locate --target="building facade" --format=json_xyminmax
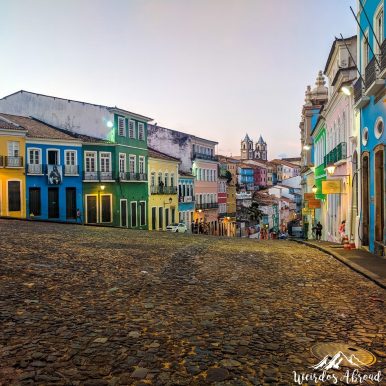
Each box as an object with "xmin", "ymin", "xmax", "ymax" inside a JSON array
[
  {"xmin": 0, "ymin": 116, "xmax": 27, "ymax": 218},
  {"xmin": 178, "ymin": 172, "xmax": 195, "ymax": 230}
]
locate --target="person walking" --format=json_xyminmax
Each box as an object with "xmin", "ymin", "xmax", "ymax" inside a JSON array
[
  {"xmin": 315, "ymin": 221, "xmax": 323, "ymax": 241},
  {"xmin": 76, "ymin": 208, "xmax": 83, "ymax": 224},
  {"xmin": 338, "ymin": 220, "xmax": 346, "ymax": 243}
]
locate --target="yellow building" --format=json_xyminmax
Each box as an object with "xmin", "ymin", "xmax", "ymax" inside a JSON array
[
  {"xmin": 0, "ymin": 118, "xmax": 27, "ymax": 218},
  {"xmin": 226, "ymin": 184, "xmax": 237, "ymax": 215},
  {"xmin": 148, "ymin": 148, "xmax": 179, "ymax": 230}
]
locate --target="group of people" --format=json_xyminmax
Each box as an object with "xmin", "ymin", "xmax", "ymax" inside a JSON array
[{"xmin": 312, "ymin": 220, "xmax": 346, "ymax": 242}]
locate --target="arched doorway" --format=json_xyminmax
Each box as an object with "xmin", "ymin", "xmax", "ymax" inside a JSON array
[{"xmin": 361, "ymin": 152, "xmax": 370, "ymax": 246}]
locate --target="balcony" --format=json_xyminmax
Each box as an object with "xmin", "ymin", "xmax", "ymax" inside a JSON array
[
  {"xmin": 150, "ymin": 186, "xmax": 178, "ymax": 194},
  {"xmin": 324, "ymin": 142, "xmax": 347, "ymax": 167},
  {"xmin": 27, "ymin": 164, "xmax": 43, "ymax": 174},
  {"xmin": 4, "ymin": 156, "xmax": 23, "ymax": 167},
  {"xmin": 179, "ymin": 196, "xmax": 195, "ymax": 203},
  {"xmin": 219, "ymin": 212, "xmax": 236, "ymax": 218},
  {"xmin": 193, "ymin": 152, "xmax": 218, "ymax": 162},
  {"xmin": 83, "ymin": 171, "xmax": 114, "ymax": 181},
  {"xmin": 196, "ymin": 202, "xmax": 219, "ymax": 210},
  {"xmin": 64, "ymin": 165, "xmax": 79, "ymax": 176},
  {"xmin": 381, "ymin": 40, "xmax": 386, "ymax": 78},
  {"xmin": 118, "ymin": 172, "xmax": 147, "ymax": 181},
  {"xmin": 353, "ymin": 78, "xmax": 370, "ymax": 109},
  {"xmin": 365, "ymin": 56, "xmax": 384, "ymax": 96}
]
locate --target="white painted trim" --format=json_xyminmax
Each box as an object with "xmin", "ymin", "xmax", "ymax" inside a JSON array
[
  {"xmin": 46, "ymin": 148, "xmax": 60, "ymax": 165},
  {"xmin": 84, "ymin": 150, "xmax": 97, "ymax": 172},
  {"xmin": 128, "ymin": 119, "xmax": 136, "ymax": 139},
  {"xmin": 158, "ymin": 206, "xmax": 164, "ymax": 230},
  {"xmin": 0, "ymin": 131, "xmax": 27, "ymax": 137},
  {"xmin": 129, "ymin": 154, "xmax": 137, "ymax": 173},
  {"xmin": 99, "ymin": 151, "xmax": 112, "ymax": 172},
  {"xmin": 374, "ymin": 116, "xmax": 384, "ymax": 139},
  {"xmin": 139, "ymin": 200, "xmax": 146, "ymax": 226},
  {"xmin": 27, "ymin": 147, "xmax": 42, "ymax": 165},
  {"xmin": 120, "ymin": 198, "xmax": 128, "ymax": 227},
  {"xmin": 64, "ymin": 149, "xmax": 78, "ymax": 166},
  {"xmin": 85, "ymin": 194, "xmax": 98, "ymax": 223},
  {"xmin": 119, "ymin": 152, "xmax": 127, "ymax": 173},
  {"xmin": 138, "ymin": 155, "xmax": 145, "ymax": 174},
  {"xmin": 130, "ymin": 200, "xmax": 138, "ymax": 227},
  {"xmin": 138, "ymin": 122, "xmax": 145, "ymax": 140},
  {"xmin": 26, "ymin": 139, "xmax": 82, "ymax": 146},
  {"xmin": 6, "ymin": 178, "xmax": 23, "ymax": 215},
  {"xmin": 100, "ymin": 193, "xmax": 113, "ymax": 223},
  {"xmin": 118, "ymin": 116, "xmax": 126, "ymax": 137}
]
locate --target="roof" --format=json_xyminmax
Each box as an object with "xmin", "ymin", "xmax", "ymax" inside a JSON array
[
  {"xmin": 270, "ymin": 159, "xmax": 299, "ymax": 168},
  {"xmin": 257, "ymin": 135, "xmax": 265, "ymax": 144},
  {"xmin": 179, "ymin": 171, "xmax": 194, "ymax": 178},
  {"xmin": 0, "ymin": 116, "xmax": 26, "ymax": 131},
  {"xmin": 324, "ymin": 35, "xmax": 357, "ymax": 75},
  {"xmin": 0, "ymin": 114, "xmax": 110, "ymax": 143},
  {"xmin": 148, "ymin": 147, "xmax": 180, "ymax": 162},
  {"xmin": 243, "ymin": 133, "xmax": 252, "ymax": 142},
  {"xmin": 2, "ymin": 90, "xmax": 153, "ymax": 122},
  {"xmin": 0, "ymin": 114, "xmax": 80, "ymax": 141}
]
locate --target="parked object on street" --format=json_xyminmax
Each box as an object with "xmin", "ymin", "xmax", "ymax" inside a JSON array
[{"xmin": 166, "ymin": 223, "xmax": 187, "ymax": 233}]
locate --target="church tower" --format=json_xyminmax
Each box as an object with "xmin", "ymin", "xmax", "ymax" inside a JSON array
[
  {"xmin": 255, "ymin": 135, "xmax": 267, "ymax": 161},
  {"xmin": 241, "ymin": 133, "xmax": 254, "ymax": 159}
]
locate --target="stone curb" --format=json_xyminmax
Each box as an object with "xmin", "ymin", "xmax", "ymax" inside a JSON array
[{"xmin": 291, "ymin": 239, "xmax": 386, "ymax": 291}]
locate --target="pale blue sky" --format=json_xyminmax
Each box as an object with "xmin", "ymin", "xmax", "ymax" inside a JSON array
[{"xmin": 1, "ymin": 0, "xmax": 356, "ymax": 158}]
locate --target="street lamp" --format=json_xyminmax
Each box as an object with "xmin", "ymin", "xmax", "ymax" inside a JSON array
[
  {"xmin": 312, "ymin": 185, "xmax": 317, "ymax": 194},
  {"xmin": 341, "ymin": 86, "xmax": 352, "ymax": 96},
  {"xmin": 100, "ymin": 185, "xmax": 105, "ymax": 191},
  {"xmin": 303, "ymin": 144, "xmax": 311, "ymax": 151},
  {"xmin": 326, "ymin": 164, "xmax": 336, "ymax": 175}
]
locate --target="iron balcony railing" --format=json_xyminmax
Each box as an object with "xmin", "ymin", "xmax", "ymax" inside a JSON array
[
  {"xmin": 353, "ymin": 78, "xmax": 363, "ymax": 104},
  {"xmin": 150, "ymin": 186, "xmax": 178, "ymax": 194},
  {"xmin": 365, "ymin": 56, "xmax": 377, "ymax": 90},
  {"xmin": 0, "ymin": 156, "xmax": 3, "ymax": 167},
  {"xmin": 118, "ymin": 172, "xmax": 147, "ymax": 181},
  {"xmin": 83, "ymin": 171, "xmax": 114, "ymax": 181},
  {"xmin": 27, "ymin": 164, "xmax": 43, "ymax": 174},
  {"xmin": 196, "ymin": 202, "xmax": 219, "ymax": 210},
  {"xmin": 381, "ymin": 40, "xmax": 386, "ymax": 73},
  {"xmin": 192, "ymin": 152, "xmax": 218, "ymax": 162},
  {"xmin": 5, "ymin": 156, "xmax": 23, "ymax": 167},
  {"xmin": 64, "ymin": 165, "xmax": 79, "ymax": 176},
  {"xmin": 324, "ymin": 142, "xmax": 347, "ymax": 167},
  {"xmin": 179, "ymin": 196, "xmax": 195, "ymax": 203}
]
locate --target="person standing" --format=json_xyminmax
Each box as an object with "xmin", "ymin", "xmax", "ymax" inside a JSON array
[
  {"xmin": 315, "ymin": 221, "xmax": 323, "ymax": 241},
  {"xmin": 76, "ymin": 208, "xmax": 83, "ymax": 224}
]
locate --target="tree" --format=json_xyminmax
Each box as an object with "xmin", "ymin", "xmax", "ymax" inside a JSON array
[
  {"xmin": 225, "ymin": 170, "xmax": 233, "ymax": 184},
  {"xmin": 247, "ymin": 202, "xmax": 263, "ymax": 221}
]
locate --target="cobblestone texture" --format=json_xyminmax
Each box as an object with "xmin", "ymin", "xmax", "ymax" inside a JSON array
[{"xmin": 0, "ymin": 220, "xmax": 385, "ymax": 385}]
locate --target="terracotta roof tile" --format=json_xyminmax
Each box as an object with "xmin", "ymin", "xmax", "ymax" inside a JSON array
[{"xmin": 148, "ymin": 147, "xmax": 180, "ymax": 162}]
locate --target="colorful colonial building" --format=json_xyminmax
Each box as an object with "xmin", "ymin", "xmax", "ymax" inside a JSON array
[
  {"xmin": 0, "ymin": 116, "xmax": 27, "ymax": 218},
  {"xmin": 178, "ymin": 171, "xmax": 195, "ymax": 230},
  {"xmin": 148, "ymin": 148, "xmax": 179, "ymax": 230}
]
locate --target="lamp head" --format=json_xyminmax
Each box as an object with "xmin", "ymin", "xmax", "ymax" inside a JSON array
[
  {"xmin": 100, "ymin": 185, "xmax": 106, "ymax": 191},
  {"xmin": 312, "ymin": 185, "xmax": 317, "ymax": 194},
  {"xmin": 326, "ymin": 165, "xmax": 336, "ymax": 175}
]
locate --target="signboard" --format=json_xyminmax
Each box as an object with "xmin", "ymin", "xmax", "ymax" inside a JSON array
[
  {"xmin": 307, "ymin": 199, "xmax": 321, "ymax": 209},
  {"xmin": 47, "ymin": 165, "xmax": 63, "ymax": 185},
  {"xmin": 302, "ymin": 208, "xmax": 313, "ymax": 215},
  {"xmin": 304, "ymin": 193, "xmax": 315, "ymax": 200},
  {"xmin": 322, "ymin": 180, "xmax": 342, "ymax": 194}
]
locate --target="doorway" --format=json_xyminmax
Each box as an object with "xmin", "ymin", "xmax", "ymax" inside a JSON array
[
  {"xmin": 48, "ymin": 187, "xmax": 59, "ymax": 218},
  {"xmin": 152, "ymin": 207, "xmax": 157, "ymax": 230},
  {"xmin": 86, "ymin": 195, "xmax": 97, "ymax": 223},
  {"xmin": 120, "ymin": 199, "xmax": 128, "ymax": 227},
  {"xmin": 66, "ymin": 188, "xmax": 76, "ymax": 219},
  {"xmin": 374, "ymin": 147, "xmax": 384, "ymax": 244},
  {"xmin": 362, "ymin": 153, "xmax": 370, "ymax": 246}
]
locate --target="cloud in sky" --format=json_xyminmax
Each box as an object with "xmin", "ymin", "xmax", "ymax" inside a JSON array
[{"xmin": 0, "ymin": 0, "xmax": 355, "ymax": 159}]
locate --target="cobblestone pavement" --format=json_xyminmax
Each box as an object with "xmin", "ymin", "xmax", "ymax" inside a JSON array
[{"xmin": 0, "ymin": 219, "xmax": 385, "ymax": 386}]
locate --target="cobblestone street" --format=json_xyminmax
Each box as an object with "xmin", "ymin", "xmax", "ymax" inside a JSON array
[{"xmin": 0, "ymin": 219, "xmax": 385, "ymax": 385}]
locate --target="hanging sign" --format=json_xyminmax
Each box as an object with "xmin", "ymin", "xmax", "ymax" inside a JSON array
[
  {"xmin": 322, "ymin": 180, "xmax": 342, "ymax": 194},
  {"xmin": 47, "ymin": 165, "xmax": 63, "ymax": 185},
  {"xmin": 304, "ymin": 193, "xmax": 315, "ymax": 200},
  {"xmin": 302, "ymin": 208, "xmax": 313, "ymax": 215},
  {"xmin": 307, "ymin": 199, "xmax": 321, "ymax": 209}
]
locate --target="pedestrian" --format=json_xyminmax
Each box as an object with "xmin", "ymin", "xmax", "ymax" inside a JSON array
[
  {"xmin": 339, "ymin": 220, "xmax": 346, "ymax": 243},
  {"xmin": 76, "ymin": 208, "xmax": 83, "ymax": 224},
  {"xmin": 256, "ymin": 223, "xmax": 261, "ymax": 240},
  {"xmin": 315, "ymin": 221, "xmax": 323, "ymax": 241}
]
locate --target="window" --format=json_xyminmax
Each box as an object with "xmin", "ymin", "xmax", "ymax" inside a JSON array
[
  {"xmin": 362, "ymin": 127, "xmax": 369, "ymax": 146},
  {"xmin": 362, "ymin": 33, "xmax": 369, "ymax": 69},
  {"xmin": 119, "ymin": 153, "xmax": 126, "ymax": 174},
  {"xmin": 131, "ymin": 202, "xmax": 137, "ymax": 227},
  {"xmin": 138, "ymin": 123, "xmax": 145, "ymax": 140},
  {"xmin": 47, "ymin": 150, "xmax": 59, "ymax": 165},
  {"xmin": 139, "ymin": 201, "xmax": 146, "ymax": 226},
  {"xmin": 85, "ymin": 152, "xmax": 96, "ymax": 172},
  {"xmin": 164, "ymin": 172, "xmax": 168, "ymax": 187},
  {"xmin": 8, "ymin": 141, "xmax": 19, "ymax": 157},
  {"xmin": 375, "ymin": 7, "xmax": 384, "ymax": 54},
  {"xmin": 65, "ymin": 150, "xmax": 76, "ymax": 166},
  {"xmin": 171, "ymin": 173, "xmax": 175, "ymax": 187},
  {"xmin": 8, "ymin": 181, "xmax": 21, "ymax": 211},
  {"xmin": 101, "ymin": 195, "xmax": 112, "ymax": 222},
  {"xmin": 100, "ymin": 152, "xmax": 111, "ymax": 172},
  {"xmin": 29, "ymin": 149, "xmax": 40, "ymax": 165},
  {"xmin": 118, "ymin": 117, "xmax": 126, "ymax": 136},
  {"xmin": 158, "ymin": 172, "xmax": 162, "ymax": 185},
  {"xmin": 129, "ymin": 120, "xmax": 135, "ymax": 138},
  {"xmin": 139, "ymin": 156, "xmax": 145, "ymax": 174},
  {"xmin": 29, "ymin": 187, "xmax": 41, "ymax": 216},
  {"xmin": 151, "ymin": 172, "xmax": 155, "ymax": 186},
  {"xmin": 129, "ymin": 155, "xmax": 136, "ymax": 173}
]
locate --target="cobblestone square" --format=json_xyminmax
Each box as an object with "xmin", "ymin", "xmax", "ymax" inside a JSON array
[{"xmin": 0, "ymin": 220, "xmax": 385, "ymax": 385}]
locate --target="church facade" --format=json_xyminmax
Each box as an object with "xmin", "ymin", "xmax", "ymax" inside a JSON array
[{"xmin": 240, "ymin": 134, "xmax": 267, "ymax": 161}]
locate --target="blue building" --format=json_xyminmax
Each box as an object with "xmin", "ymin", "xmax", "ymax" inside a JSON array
[
  {"xmin": 2, "ymin": 114, "xmax": 84, "ymax": 222},
  {"xmin": 238, "ymin": 165, "xmax": 254, "ymax": 190},
  {"xmin": 354, "ymin": 0, "xmax": 386, "ymax": 254},
  {"xmin": 178, "ymin": 172, "xmax": 195, "ymax": 229}
]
